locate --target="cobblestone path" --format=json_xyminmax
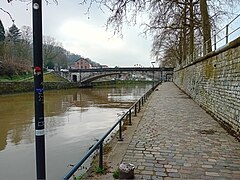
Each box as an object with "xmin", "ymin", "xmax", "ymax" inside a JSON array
[{"xmin": 122, "ymin": 82, "xmax": 240, "ymax": 179}]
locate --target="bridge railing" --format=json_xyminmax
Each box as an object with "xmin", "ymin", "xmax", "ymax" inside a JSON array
[
  {"xmin": 62, "ymin": 82, "xmax": 161, "ymax": 179},
  {"xmin": 180, "ymin": 14, "xmax": 240, "ymax": 68}
]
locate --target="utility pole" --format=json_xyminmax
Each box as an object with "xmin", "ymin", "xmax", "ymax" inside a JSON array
[{"xmin": 33, "ymin": 0, "xmax": 46, "ymax": 179}]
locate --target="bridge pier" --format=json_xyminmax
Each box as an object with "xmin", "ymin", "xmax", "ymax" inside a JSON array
[{"xmin": 78, "ymin": 82, "xmax": 93, "ymax": 88}]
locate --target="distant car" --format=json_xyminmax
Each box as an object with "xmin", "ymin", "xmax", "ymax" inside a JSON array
[
  {"xmin": 60, "ymin": 69, "xmax": 69, "ymax": 72},
  {"xmin": 47, "ymin": 69, "xmax": 54, "ymax": 72}
]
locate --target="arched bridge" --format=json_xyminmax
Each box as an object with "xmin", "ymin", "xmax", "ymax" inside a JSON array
[{"xmin": 61, "ymin": 67, "xmax": 174, "ymax": 86}]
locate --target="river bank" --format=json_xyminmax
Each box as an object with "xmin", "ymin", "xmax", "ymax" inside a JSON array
[
  {"xmin": 0, "ymin": 80, "xmax": 153, "ymax": 95},
  {"xmin": 92, "ymin": 80, "xmax": 152, "ymax": 87},
  {"xmin": 0, "ymin": 72, "xmax": 78, "ymax": 95},
  {"xmin": 0, "ymin": 84, "xmax": 152, "ymax": 180},
  {"xmin": 0, "ymin": 82, "xmax": 78, "ymax": 95}
]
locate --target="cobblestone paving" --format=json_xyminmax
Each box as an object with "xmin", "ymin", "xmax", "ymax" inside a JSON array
[{"xmin": 122, "ymin": 82, "xmax": 240, "ymax": 179}]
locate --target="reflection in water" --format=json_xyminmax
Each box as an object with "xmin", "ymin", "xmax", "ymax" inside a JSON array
[
  {"xmin": 0, "ymin": 84, "xmax": 151, "ymax": 180},
  {"xmin": 0, "ymin": 93, "xmax": 34, "ymax": 151}
]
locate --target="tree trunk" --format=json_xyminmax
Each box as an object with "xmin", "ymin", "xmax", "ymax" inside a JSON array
[
  {"xmin": 200, "ymin": 0, "xmax": 212, "ymax": 54},
  {"xmin": 182, "ymin": 0, "xmax": 187, "ymax": 64},
  {"xmin": 179, "ymin": 31, "xmax": 183, "ymax": 66},
  {"xmin": 189, "ymin": 0, "xmax": 194, "ymax": 60}
]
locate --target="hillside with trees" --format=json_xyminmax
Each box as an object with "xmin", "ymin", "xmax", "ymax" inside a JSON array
[
  {"xmin": 0, "ymin": 19, "xmax": 101, "ymax": 80},
  {"xmin": 0, "ymin": 22, "xmax": 32, "ymax": 79},
  {"xmin": 1, "ymin": 0, "xmax": 239, "ymax": 76}
]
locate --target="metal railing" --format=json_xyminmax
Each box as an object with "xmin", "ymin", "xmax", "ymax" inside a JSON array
[
  {"xmin": 179, "ymin": 14, "xmax": 240, "ymax": 68},
  {"xmin": 62, "ymin": 82, "xmax": 160, "ymax": 179}
]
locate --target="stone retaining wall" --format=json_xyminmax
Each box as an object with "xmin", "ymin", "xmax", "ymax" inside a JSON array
[
  {"xmin": 173, "ymin": 37, "xmax": 240, "ymax": 139},
  {"xmin": 0, "ymin": 82, "xmax": 78, "ymax": 95}
]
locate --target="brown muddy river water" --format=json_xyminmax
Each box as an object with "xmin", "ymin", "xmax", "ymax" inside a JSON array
[{"xmin": 0, "ymin": 84, "xmax": 151, "ymax": 180}]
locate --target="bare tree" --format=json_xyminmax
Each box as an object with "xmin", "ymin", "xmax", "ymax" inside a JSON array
[
  {"xmin": 200, "ymin": 0, "xmax": 212, "ymax": 54},
  {"xmin": 4, "ymin": 0, "xmax": 239, "ymax": 68},
  {"xmin": 43, "ymin": 36, "xmax": 62, "ymax": 66}
]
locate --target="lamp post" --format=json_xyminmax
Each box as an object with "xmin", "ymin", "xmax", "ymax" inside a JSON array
[
  {"xmin": 161, "ymin": 66, "xmax": 163, "ymax": 83},
  {"xmin": 151, "ymin": 61, "xmax": 155, "ymax": 89},
  {"xmin": 33, "ymin": 0, "xmax": 46, "ymax": 179},
  {"xmin": 159, "ymin": 60, "xmax": 163, "ymax": 83}
]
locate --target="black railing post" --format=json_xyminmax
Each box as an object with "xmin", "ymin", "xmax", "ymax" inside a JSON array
[
  {"xmin": 214, "ymin": 33, "xmax": 217, "ymax": 51},
  {"xmin": 134, "ymin": 104, "xmax": 137, "ymax": 116},
  {"xmin": 62, "ymin": 85, "xmax": 157, "ymax": 179},
  {"xmin": 138, "ymin": 100, "xmax": 141, "ymax": 112},
  {"xmin": 161, "ymin": 68, "xmax": 163, "ymax": 84},
  {"xmin": 99, "ymin": 142, "xmax": 103, "ymax": 170},
  {"xmin": 226, "ymin": 24, "xmax": 229, "ymax": 44},
  {"xmin": 128, "ymin": 110, "xmax": 132, "ymax": 125},
  {"xmin": 33, "ymin": 0, "xmax": 46, "ymax": 179},
  {"xmin": 118, "ymin": 121, "xmax": 123, "ymax": 141},
  {"xmin": 142, "ymin": 97, "xmax": 144, "ymax": 106}
]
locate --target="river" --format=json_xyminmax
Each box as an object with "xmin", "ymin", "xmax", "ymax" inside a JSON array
[{"xmin": 0, "ymin": 84, "xmax": 151, "ymax": 180}]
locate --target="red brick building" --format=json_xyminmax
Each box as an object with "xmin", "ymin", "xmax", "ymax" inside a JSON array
[{"xmin": 72, "ymin": 58, "xmax": 92, "ymax": 69}]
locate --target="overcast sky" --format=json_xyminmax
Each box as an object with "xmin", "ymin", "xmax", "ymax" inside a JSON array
[{"xmin": 1, "ymin": 0, "xmax": 153, "ymax": 67}]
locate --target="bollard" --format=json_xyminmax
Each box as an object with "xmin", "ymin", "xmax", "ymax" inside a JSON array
[{"xmin": 119, "ymin": 163, "xmax": 135, "ymax": 179}]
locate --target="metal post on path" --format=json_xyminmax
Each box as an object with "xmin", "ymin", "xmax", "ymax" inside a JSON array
[
  {"xmin": 33, "ymin": 0, "xmax": 46, "ymax": 179},
  {"xmin": 151, "ymin": 61, "xmax": 155, "ymax": 89}
]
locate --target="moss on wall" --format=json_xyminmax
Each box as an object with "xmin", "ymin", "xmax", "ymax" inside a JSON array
[
  {"xmin": 173, "ymin": 38, "xmax": 240, "ymax": 139},
  {"xmin": 203, "ymin": 60, "xmax": 214, "ymax": 79}
]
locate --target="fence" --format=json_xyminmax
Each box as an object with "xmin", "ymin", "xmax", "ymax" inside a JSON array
[
  {"xmin": 62, "ymin": 82, "xmax": 160, "ymax": 179},
  {"xmin": 180, "ymin": 14, "xmax": 240, "ymax": 68}
]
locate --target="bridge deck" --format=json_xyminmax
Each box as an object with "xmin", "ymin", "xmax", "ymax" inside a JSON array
[{"xmin": 69, "ymin": 67, "xmax": 174, "ymax": 73}]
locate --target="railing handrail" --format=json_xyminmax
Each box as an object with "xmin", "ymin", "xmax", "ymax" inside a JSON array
[
  {"xmin": 62, "ymin": 82, "xmax": 160, "ymax": 179},
  {"xmin": 178, "ymin": 14, "xmax": 240, "ymax": 69}
]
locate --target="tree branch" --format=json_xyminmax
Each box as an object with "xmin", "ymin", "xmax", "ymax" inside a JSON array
[{"xmin": 0, "ymin": 8, "xmax": 14, "ymax": 23}]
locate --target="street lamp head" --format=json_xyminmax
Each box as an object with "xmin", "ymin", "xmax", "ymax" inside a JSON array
[{"xmin": 151, "ymin": 61, "xmax": 155, "ymax": 67}]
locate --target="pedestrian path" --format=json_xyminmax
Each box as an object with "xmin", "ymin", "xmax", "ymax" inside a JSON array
[{"xmin": 122, "ymin": 82, "xmax": 240, "ymax": 179}]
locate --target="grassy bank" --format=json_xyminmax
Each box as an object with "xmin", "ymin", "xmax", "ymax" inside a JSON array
[
  {"xmin": 0, "ymin": 72, "xmax": 77, "ymax": 95},
  {"xmin": 0, "ymin": 72, "xmax": 69, "ymax": 82},
  {"xmin": 0, "ymin": 73, "xmax": 33, "ymax": 82}
]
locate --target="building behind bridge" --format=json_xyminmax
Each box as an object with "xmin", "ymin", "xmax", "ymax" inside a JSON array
[
  {"xmin": 71, "ymin": 58, "xmax": 108, "ymax": 70},
  {"xmin": 72, "ymin": 58, "xmax": 92, "ymax": 69}
]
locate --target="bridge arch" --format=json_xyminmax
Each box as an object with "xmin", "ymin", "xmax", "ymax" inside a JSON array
[
  {"xmin": 68, "ymin": 67, "xmax": 174, "ymax": 84},
  {"xmin": 81, "ymin": 72, "xmax": 125, "ymax": 84}
]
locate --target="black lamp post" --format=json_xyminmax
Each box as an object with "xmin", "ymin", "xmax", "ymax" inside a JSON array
[
  {"xmin": 159, "ymin": 60, "xmax": 163, "ymax": 83},
  {"xmin": 33, "ymin": 0, "xmax": 46, "ymax": 179},
  {"xmin": 161, "ymin": 66, "xmax": 163, "ymax": 83},
  {"xmin": 151, "ymin": 61, "xmax": 155, "ymax": 89}
]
